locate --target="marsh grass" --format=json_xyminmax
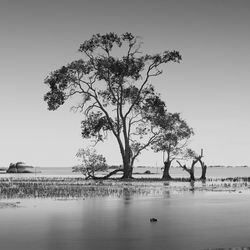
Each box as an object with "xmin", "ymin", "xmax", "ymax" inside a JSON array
[
  {"xmin": 0, "ymin": 177, "xmax": 157, "ymax": 199},
  {"xmin": 1, "ymin": 176, "xmax": 250, "ymax": 199}
]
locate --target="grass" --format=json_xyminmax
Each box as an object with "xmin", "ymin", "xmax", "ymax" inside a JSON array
[
  {"xmin": 0, "ymin": 177, "xmax": 157, "ymax": 199},
  {"xmin": 1, "ymin": 176, "xmax": 250, "ymax": 199}
]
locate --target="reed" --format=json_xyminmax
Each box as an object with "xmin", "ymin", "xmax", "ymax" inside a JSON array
[{"xmin": 0, "ymin": 176, "xmax": 250, "ymax": 199}]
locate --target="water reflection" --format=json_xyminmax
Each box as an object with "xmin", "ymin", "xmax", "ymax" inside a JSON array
[
  {"xmin": 123, "ymin": 188, "xmax": 133, "ymax": 205},
  {"xmin": 2, "ymin": 176, "xmax": 250, "ymax": 250},
  {"xmin": 1, "ymin": 191, "xmax": 250, "ymax": 250}
]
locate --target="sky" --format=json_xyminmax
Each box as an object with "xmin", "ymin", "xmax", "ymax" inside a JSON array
[{"xmin": 0, "ymin": 0, "xmax": 249, "ymax": 167}]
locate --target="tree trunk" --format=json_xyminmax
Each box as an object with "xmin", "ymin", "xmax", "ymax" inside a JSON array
[
  {"xmin": 162, "ymin": 160, "xmax": 172, "ymax": 180},
  {"xmin": 122, "ymin": 164, "xmax": 133, "ymax": 179},
  {"xmin": 195, "ymin": 149, "xmax": 207, "ymax": 181},
  {"xmin": 89, "ymin": 169, "xmax": 124, "ymax": 180},
  {"xmin": 121, "ymin": 154, "xmax": 133, "ymax": 179},
  {"xmin": 121, "ymin": 139, "xmax": 135, "ymax": 179},
  {"xmin": 177, "ymin": 160, "xmax": 195, "ymax": 182},
  {"xmin": 200, "ymin": 164, "xmax": 207, "ymax": 180},
  {"xmin": 189, "ymin": 169, "xmax": 195, "ymax": 181},
  {"xmin": 189, "ymin": 161, "xmax": 195, "ymax": 181}
]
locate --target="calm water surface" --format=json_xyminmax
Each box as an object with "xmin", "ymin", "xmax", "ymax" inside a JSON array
[
  {"xmin": 2, "ymin": 166, "xmax": 250, "ymax": 179},
  {"xmin": 1, "ymin": 192, "xmax": 250, "ymax": 250},
  {"xmin": 43, "ymin": 166, "xmax": 250, "ymax": 178}
]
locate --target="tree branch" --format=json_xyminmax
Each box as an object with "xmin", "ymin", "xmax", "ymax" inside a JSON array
[{"xmin": 124, "ymin": 61, "xmax": 161, "ymax": 119}]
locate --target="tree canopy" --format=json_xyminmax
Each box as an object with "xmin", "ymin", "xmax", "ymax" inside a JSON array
[
  {"xmin": 44, "ymin": 32, "xmax": 182, "ymax": 179},
  {"xmin": 73, "ymin": 148, "xmax": 108, "ymax": 179},
  {"xmin": 152, "ymin": 112, "xmax": 194, "ymax": 160},
  {"xmin": 151, "ymin": 112, "xmax": 194, "ymax": 179}
]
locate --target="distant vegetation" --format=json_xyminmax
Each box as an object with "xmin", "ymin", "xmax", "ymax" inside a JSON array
[{"xmin": 208, "ymin": 165, "xmax": 249, "ymax": 168}]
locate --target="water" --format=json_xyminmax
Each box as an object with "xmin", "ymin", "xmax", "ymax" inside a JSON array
[
  {"xmin": 135, "ymin": 166, "xmax": 250, "ymax": 179},
  {"xmin": 48, "ymin": 166, "xmax": 250, "ymax": 178},
  {"xmin": 1, "ymin": 166, "xmax": 250, "ymax": 178},
  {"xmin": 1, "ymin": 192, "xmax": 250, "ymax": 250},
  {"xmin": 1, "ymin": 167, "xmax": 250, "ymax": 250}
]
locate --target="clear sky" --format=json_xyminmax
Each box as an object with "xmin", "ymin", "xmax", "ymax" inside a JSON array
[{"xmin": 0, "ymin": 0, "xmax": 249, "ymax": 167}]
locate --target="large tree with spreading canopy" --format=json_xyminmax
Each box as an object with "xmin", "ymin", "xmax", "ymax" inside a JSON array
[{"xmin": 44, "ymin": 32, "xmax": 181, "ymax": 179}]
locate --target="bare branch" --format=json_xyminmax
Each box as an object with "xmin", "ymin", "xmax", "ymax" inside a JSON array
[{"xmin": 131, "ymin": 131, "xmax": 159, "ymax": 161}]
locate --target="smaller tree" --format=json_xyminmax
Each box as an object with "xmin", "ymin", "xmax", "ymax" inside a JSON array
[
  {"xmin": 176, "ymin": 149, "xmax": 197, "ymax": 181},
  {"xmin": 152, "ymin": 113, "xmax": 194, "ymax": 180},
  {"xmin": 194, "ymin": 149, "xmax": 207, "ymax": 181},
  {"xmin": 73, "ymin": 148, "xmax": 108, "ymax": 179},
  {"xmin": 177, "ymin": 149, "xmax": 207, "ymax": 181}
]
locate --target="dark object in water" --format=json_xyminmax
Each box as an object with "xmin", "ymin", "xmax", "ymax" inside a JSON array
[
  {"xmin": 0, "ymin": 167, "xmax": 7, "ymax": 173},
  {"xmin": 6, "ymin": 162, "xmax": 40, "ymax": 174},
  {"xmin": 150, "ymin": 218, "xmax": 158, "ymax": 222}
]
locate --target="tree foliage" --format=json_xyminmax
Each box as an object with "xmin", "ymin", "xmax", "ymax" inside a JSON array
[
  {"xmin": 151, "ymin": 112, "xmax": 194, "ymax": 179},
  {"xmin": 152, "ymin": 113, "xmax": 194, "ymax": 160},
  {"xmin": 73, "ymin": 148, "xmax": 108, "ymax": 179},
  {"xmin": 44, "ymin": 32, "xmax": 181, "ymax": 179}
]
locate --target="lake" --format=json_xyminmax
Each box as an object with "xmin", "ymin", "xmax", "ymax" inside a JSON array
[
  {"xmin": 1, "ymin": 191, "xmax": 250, "ymax": 250},
  {"xmin": 1, "ymin": 166, "xmax": 250, "ymax": 179},
  {"xmin": 1, "ymin": 167, "xmax": 250, "ymax": 250}
]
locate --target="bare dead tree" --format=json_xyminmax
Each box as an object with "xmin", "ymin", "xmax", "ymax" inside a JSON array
[
  {"xmin": 177, "ymin": 149, "xmax": 207, "ymax": 182},
  {"xmin": 177, "ymin": 160, "xmax": 195, "ymax": 181},
  {"xmin": 195, "ymin": 149, "xmax": 207, "ymax": 181}
]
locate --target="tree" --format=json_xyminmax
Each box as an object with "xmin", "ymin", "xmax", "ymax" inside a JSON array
[
  {"xmin": 177, "ymin": 149, "xmax": 207, "ymax": 181},
  {"xmin": 177, "ymin": 157, "xmax": 196, "ymax": 181},
  {"xmin": 193, "ymin": 149, "xmax": 207, "ymax": 181},
  {"xmin": 73, "ymin": 148, "xmax": 108, "ymax": 179},
  {"xmin": 152, "ymin": 113, "xmax": 194, "ymax": 180},
  {"xmin": 44, "ymin": 32, "xmax": 181, "ymax": 179}
]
